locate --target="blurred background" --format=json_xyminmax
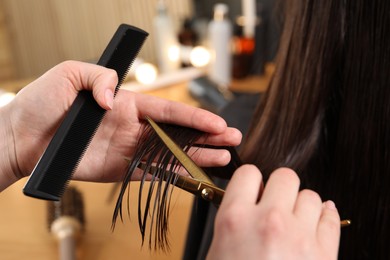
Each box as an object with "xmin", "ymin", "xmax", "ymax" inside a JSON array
[
  {"xmin": 0, "ymin": 0, "xmax": 192, "ymax": 80},
  {"xmin": 0, "ymin": 0, "xmax": 279, "ymax": 259},
  {"xmin": 0, "ymin": 0, "xmax": 279, "ymax": 83}
]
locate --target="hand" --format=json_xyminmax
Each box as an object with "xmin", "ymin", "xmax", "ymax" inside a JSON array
[
  {"xmin": 0, "ymin": 61, "xmax": 242, "ymax": 190},
  {"xmin": 207, "ymin": 165, "xmax": 340, "ymax": 260}
]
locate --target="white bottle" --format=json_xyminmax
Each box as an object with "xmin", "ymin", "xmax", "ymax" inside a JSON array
[
  {"xmin": 242, "ymin": 0, "xmax": 257, "ymax": 38},
  {"xmin": 153, "ymin": 0, "xmax": 180, "ymax": 74},
  {"xmin": 208, "ymin": 3, "xmax": 233, "ymax": 89}
]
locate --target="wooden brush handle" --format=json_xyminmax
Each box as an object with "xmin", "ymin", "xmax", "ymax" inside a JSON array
[
  {"xmin": 59, "ymin": 235, "xmax": 76, "ymax": 260},
  {"xmin": 51, "ymin": 216, "xmax": 81, "ymax": 260}
]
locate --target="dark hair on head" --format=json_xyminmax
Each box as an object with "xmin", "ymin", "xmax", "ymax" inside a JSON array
[
  {"xmin": 112, "ymin": 1, "xmax": 389, "ymax": 257},
  {"xmin": 241, "ymin": 0, "xmax": 390, "ymax": 258}
]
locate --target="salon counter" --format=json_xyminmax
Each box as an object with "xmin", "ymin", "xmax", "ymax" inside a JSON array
[
  {"xmin": 0, "ymin": 65, "xmax": 272, "ymax": 260},
  {"xmin": 0, "ymin": 179, "xmax": 194, "ymax": 260}
]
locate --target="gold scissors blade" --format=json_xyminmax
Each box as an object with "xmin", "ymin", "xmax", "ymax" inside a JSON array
[{"xmin": 145, "ymin": 116, "xmax": 214, "ymax": 185}]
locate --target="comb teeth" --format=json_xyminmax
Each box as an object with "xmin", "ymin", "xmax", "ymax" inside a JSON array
[
  {"xmin": 39, "ymin": 91, "xmax": 103, "ymax": 197},
  {"xmin": 23, "ymin": 24, "xmax": 148, "ymax": 200}
]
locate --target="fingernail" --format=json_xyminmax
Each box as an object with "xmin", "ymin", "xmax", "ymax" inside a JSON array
[
  {"xmin": 325, "ymin": 200, "xmax": 337, "ymax": 210},
  {"xmin": 105, "ymin": 89, "xmax": 114, "ymax": 109}
]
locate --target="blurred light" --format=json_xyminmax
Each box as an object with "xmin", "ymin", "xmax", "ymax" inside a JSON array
[
  {"xmin": 135, "ymin": 63, "xmax": 158, "ymax": 85},
  {"xmin": 168, "ymin": 45, "xmax": 180, "ymax": 62},
  {"xmin": 190, "ymin": 46, "xmax": 211, "ymax": 67},
  {"xmin": 127, "ymin": 57, "xmax": 145, "ymax": 79},
  {"xmin": 180, "ymin": 45, "xmax": 192, "ymax": 65},
  {"xmin": 0, "ymin": 92, "xmax": 16, "ymax": 107}
]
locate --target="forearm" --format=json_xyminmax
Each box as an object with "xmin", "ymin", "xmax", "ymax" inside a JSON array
[{"xmin": 0, "ymin": 105, "xmax": 19, "ymax": 191}]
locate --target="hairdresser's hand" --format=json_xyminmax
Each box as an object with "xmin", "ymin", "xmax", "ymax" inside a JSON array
[
  {"xmin": 207, "ymin": 165, "xmax": 340, "ymax": 260},
  {"xmin": 0, "ymin": 61, "xmax": 241, "ymax": 190}
]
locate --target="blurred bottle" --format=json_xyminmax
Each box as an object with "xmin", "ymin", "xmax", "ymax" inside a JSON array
[
  {"xmin": 232, "ymin": 18, "xmax": 255, "ymax": 78},
  {"xmin": 178, "ymin": 18, "xmax": 198, "ymax": 67},
  {"xmin": 252, "ymin": 2, "xmax": 266, "ymax": 75},
  {"xmin": 153, "ymin": 0, "xmax": 180, "ymax": 73},
  {"xmin": 241, "ymin": 0, "xmax": 256, "ymax": 39},
  {"xmin": 178, "ymin": 18, "xmax": 198, "ymax": 47},
  {"xmin": 208, "ymin": 3, "xmax": 232, "ymax": 90}
]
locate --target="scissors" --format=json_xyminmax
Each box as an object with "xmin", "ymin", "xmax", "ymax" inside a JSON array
[
  {"xmin": 143, "ymin": 116, "xmax": 224, "ymax": 206},
  {"xmin": 144, "ymin": 116, "xmax": 351, "ymax": 227}
]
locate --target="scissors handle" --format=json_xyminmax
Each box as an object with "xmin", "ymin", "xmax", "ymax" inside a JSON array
[
  {"xmin": 174, "ymin": 175, "xmax": 225, "ymax": 206},
  {"xmin": 137, "ymin": 162, "xmax": 224, "ymax": 206}
]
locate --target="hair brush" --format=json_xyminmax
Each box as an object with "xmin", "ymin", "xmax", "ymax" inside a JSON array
[
  {"xmin": 23, "ymin": 24, "xmax": 148, "ymax": 200},
  {"xmin": 47, "ymin": 186, "xmax": 85, "ymax": 260}
]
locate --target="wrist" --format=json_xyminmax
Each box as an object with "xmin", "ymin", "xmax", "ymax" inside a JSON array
[{"xmin": 0, "ymin": 105, "xmax": 19, "ymax": 191}]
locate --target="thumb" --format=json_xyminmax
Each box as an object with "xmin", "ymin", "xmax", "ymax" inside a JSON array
[
  {"xmin": 64, "ymin": 61, "xmax": 118, "ymax": 110},
  {"xmin": 317, "ymin": 200, "xmax": 341, "ymax": 258}
]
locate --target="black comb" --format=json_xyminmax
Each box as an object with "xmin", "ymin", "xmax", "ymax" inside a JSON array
[{"xmin": 23, "ymin": 24, "xmax": 148, "ymax": 200}]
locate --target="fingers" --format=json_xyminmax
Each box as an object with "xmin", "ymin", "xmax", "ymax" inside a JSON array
[
  {"xmin": 132, "ymin": 91, "xmax": 242, "ymax": 147},
  {"xmin": 317, "ymin": 201, "xmax": 341, "ymax": 256},
  {"xmin": 294, "ymin": 189, "xmax": 323, "ymax": 229},
  {"xmin": 196, "ymin": 128, "xmax": 242, "ymax": 147},
  {"xmin": 259, "ymin": 168, "xmax": 300, "ymax": 212},
  {"xmin": 220, "ymin": 166, "xmax": 341, "ymax": 259},
  {"xmin": 134, "ymin": 92, "xmax": 238, "ymax": 135},
  {"xmin": 188, "ymin": 147, "xmax": 232, "ymax": 167},
  {"xmin": 222, "ymin": 165, "xmax": 263, "ymax": 205}
]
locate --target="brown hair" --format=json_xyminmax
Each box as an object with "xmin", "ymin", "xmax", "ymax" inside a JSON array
[
  {"xmin": 241, "ymin": 0, "xmax": 390, "ymax": 258},
  {"xmin": 112, "ymin": 122, "xmax": 204, "ymax": 251},
  {"xmin": 114, "ymin": 0, "xmax": 389, "ymax": 257}
]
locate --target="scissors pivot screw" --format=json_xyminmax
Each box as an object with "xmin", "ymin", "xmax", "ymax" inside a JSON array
[{"xmin": 201, "ymin": 188, "xmax": 214, "ymax": 201}]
